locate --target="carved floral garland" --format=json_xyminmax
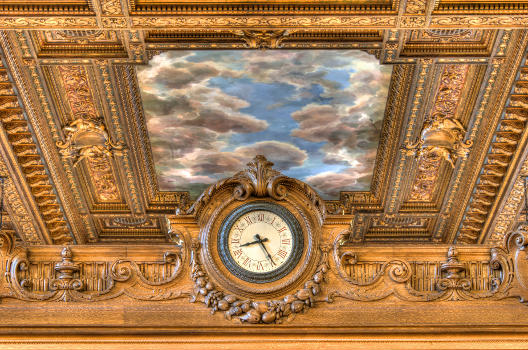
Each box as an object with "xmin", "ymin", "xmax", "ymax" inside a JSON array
[{"xmin": 190, "ymin": 240, "xmax": 329, "ymax": 324}]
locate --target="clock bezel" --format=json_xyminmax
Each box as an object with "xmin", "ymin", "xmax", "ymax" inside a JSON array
[{"xmin": 218, "ymin": 201, "xmax": 304, "ymax": 284}]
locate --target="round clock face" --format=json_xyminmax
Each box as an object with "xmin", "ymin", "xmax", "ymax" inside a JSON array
[{"xmin": 218, "ymin": 202, "xmax": 303, "ymax": 283}]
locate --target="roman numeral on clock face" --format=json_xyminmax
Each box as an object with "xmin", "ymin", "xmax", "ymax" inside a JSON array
[{"xmin": 277, "ymin": 249, "xmax": 288, "ymax": 259}]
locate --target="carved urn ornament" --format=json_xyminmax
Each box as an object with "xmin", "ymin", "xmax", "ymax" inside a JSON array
[
  {"xmin": 56, "ymin": 117, "xmax": 123, "ymax": 167},
  {"xmin": 404, "ymin": 112, "xmax": 472, "ymax": 167}
]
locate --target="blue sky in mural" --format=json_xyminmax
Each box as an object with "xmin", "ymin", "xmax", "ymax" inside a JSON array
[{"xmin": 138, "ymin": 50, "xmax": 392, "ymax": 199}]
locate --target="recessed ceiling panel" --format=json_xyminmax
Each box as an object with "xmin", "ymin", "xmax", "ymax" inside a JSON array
[{"xmin": 138, "ymin": 50, "xmax": 392, "ymax": 199}]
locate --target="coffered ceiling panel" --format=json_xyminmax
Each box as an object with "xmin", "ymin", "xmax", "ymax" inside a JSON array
[{"xmin": 0, "ymin": 1, "xmax": 525, "ymax": 246}]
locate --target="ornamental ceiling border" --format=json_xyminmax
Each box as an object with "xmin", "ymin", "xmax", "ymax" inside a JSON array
[{"xmin": 0, "ymin": 11, "xmax": 526, "ymax": 245}]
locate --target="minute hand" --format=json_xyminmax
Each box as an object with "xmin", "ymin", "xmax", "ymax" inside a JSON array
[{"xmin": 255, "ymin": 234, "xmax": 275, "ymax": 266}]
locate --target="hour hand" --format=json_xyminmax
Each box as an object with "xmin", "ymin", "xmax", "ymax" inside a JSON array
[{"xmin": 240, "ymin": 237, "xmax": 268, "ymax": 247}]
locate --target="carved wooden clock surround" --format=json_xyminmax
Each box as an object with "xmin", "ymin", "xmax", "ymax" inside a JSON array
[
  {"xmin": 194, "ymin": 156, "xmax": 323, "ymax": 297},
  {"xmin": 188, "ymin": 155, "xmax": 327, "ymax": 321}
]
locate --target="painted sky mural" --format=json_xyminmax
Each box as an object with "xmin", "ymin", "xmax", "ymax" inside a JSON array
[{"xmin": 138, "ymin": 50, "xmax": 392, "ymax": 199}]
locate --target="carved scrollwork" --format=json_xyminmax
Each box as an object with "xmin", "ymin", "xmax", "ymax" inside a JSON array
[
  {"xmin": 0, "ymin": 232, "xmax": 187, "ymax": 302},
  {"xmin": 182, "ymin": 155, "xmax": 325, "ymax": 226},
  {"xmin": 501, "ymin": 224, "xmax": 528, "ymax": 303},
  {"xmin": 190, "ymin": 240, "xmax": 329, "ymax": 324},
  {"xmin": 329, "ymin": 230, "xmax": 514, "ymax": 303}
]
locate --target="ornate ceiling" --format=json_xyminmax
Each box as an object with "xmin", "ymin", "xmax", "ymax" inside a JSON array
[{"xmin": 0, "ymin": 0, "xmax": 527, "ymax": 246}]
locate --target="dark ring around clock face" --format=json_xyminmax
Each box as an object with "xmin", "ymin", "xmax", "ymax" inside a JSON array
[{"xmin": 218, "ymin": 201, "xmax": 304, "ymax": 284}]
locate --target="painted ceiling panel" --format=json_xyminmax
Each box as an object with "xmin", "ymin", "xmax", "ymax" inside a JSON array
[{"xmin": 138, "ymin": 50, "xmax": 392, "ymax": 199}]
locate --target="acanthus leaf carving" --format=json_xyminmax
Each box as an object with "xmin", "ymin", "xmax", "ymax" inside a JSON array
[{"xmin": 181, "ymin": 155, "xmax": 325, "ymax": 225}]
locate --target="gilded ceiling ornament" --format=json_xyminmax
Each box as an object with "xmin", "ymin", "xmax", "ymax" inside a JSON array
[
  {"xmin": 405, "ymin": 64, "xmax": 471, "ymax": 202},
  {"xmin": 405, "ymin": 0, "xmax": 427, "ymax": 14},
  {"xmin": 404, "ymin": 112, "xmax": 473, "ymax": 168},
  {"xmin": 56, "ymin": 118, "xmax": 123, "ymax": 168},
  {"xmin": 57, "ymin": 66, "xmax": 97, "ymax": 120},
  {"xmin": 100, "ymin": 0, "xmax": 123, "ymax": 15},
  {"xmin": 231, "ymin": 30, "xmax": 291, "ymax": 49}
]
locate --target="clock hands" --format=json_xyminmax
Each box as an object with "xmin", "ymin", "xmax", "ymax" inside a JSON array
[
  {"xmin": 238, "ymin": 234, "xmax": 275, "ymax": 266},
  {"xmin": 254, "ymin": 234, "xmax": 275, "ymax": 266},
  {"xmin": 240, "ymin": 237, "xmax": 268, "ymax": 247}
]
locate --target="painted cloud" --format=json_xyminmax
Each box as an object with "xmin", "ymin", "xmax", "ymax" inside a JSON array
[{"xmin": 138, "ymin": 50, "xmax": 392, "ymax": 199}]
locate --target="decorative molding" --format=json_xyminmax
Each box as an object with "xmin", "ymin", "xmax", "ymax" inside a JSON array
[
  {"xmin": 0, "ymin": 57, "xmax": 72, "ymax": 244},
  {"xmin": 387, "ymin": 58, "xmax": 432, "ymax": 213},
  {"xmin": 144, "ymin": 29, "xmax": 383, "ymax": 51},
  {"xmin": 129, "ymin": 1, "xmax": 398, "ymax": 15},
  {"xmin": 401, "ymin": 30, "xmax": 495, "ymax": 57},
  {"xmin": 131, "ymin": 16, "xmax": 398, "ymax": 29},
  {"xmin": 0, "ymin": 231, "xmax": 187, "ymax": 302},
  {"xmin": 1, "ymin": 225, "xmax": 528, "ymax": 311},
  {"xmin": 489, "ymin": 158, "xmax": 528, "ymax": 245},
  {"xmin": 458, "ymin": 55, "xmax": 528, "ymax": 243},
  {"xmin": 32, "ymin": 30, "xmax": 127, "ymax": 58}
]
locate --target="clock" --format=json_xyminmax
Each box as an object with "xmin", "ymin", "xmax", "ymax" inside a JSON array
[{"xmin": 218, "ymin": 202, "xmax": 304, "ymax": 283}]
